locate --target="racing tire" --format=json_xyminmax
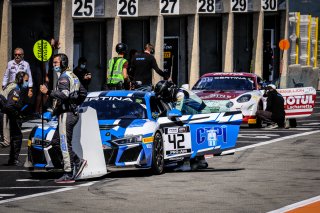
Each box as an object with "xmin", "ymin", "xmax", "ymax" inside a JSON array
[
  {"xmin": 151, "ymin": 132, "xmax": 164, "ymax": 175},
  {"xmin": 249, "ymin": 101, "xmax": 263, "ymax": 128}
]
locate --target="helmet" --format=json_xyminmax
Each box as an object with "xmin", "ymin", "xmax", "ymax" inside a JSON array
[
  {"xmin": 116, "ymin": 43, "xmax": 128, "ymax": 54},
  {"xmin": 154, "ymin": 80, "xmax": 176, "ymax": 101}
]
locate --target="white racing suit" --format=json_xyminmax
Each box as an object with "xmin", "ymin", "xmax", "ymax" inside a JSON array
[{"xmin": 49, "ymin": 71, "xmax": 87, "ymax": 173}]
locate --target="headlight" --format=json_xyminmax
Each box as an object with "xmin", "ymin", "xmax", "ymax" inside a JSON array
[
  {"xmin": 113, "ymin": 135, "xmax": 143, "ymax": 145},
  {"xmin": 237, "ymin": 94, "xmax": 252, "ymax": 103},
  {"xmin": 226, "ymin": 101, "xmax": 234, "ymax": 108}
]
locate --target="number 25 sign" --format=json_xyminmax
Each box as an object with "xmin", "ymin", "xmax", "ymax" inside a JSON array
[{"xmin": 72, "ymin": 0, "xmax": 95, "ymax": 18}]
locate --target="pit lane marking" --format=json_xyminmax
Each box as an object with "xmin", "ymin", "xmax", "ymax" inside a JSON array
[
  {"xmin": 222, "ymin": 130, "xmax": 320, "ymax": 155},
  {"xmin": 16, "ymin": 179, "xmax": 40, "ymax": 182},
  {"xmin": 0, "ymin": 194, "xmax": 15, "ymax": 199},
  {"xmin": 267, "ymin": 195, "xmax": 320, "ymax": 213},
  {"xmin": 0, "ymin": 181, "xmax": 98, "ymax": 204}
]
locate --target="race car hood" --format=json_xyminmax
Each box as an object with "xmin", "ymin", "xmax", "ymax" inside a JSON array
[
  {"xmin": 99, "ymin": 119, "xmax": 157, "ymax": 143},
  {"xmin": 194, "ymin": 90, "xmax": 249, "ymax": 100}
]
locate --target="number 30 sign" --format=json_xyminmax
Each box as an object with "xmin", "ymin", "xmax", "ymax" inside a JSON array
[{"xmin": 72, "ymin": 0, "xmax": 95, "ymax": 18}]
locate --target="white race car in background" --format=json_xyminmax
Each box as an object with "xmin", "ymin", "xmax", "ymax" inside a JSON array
[{"xmin": 192, "ymin": 72, "xmax": 316, "ymax": 127}]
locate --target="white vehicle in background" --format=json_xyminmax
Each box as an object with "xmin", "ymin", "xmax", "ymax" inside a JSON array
[{"xmin": 192, "ymin": 72, "xmax": 316, "ymax": 128}]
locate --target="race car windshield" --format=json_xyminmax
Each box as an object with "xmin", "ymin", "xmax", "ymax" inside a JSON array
[
  {"xmin": 193, "ymin": 76, "xmax": 255, "ymax": 91},
  {"xmin": 81, "ymin": 99, "xmax": 147, "ymax": 120}
]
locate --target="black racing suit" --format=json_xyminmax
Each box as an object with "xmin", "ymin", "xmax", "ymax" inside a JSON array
[
  {"xmin": 2, "ymin": 84, "xmax": 28, "ymax": 163},
  {"xmin": 48, "ymin": 71, "xmax": 87, "ymax": 173},
  {"xmin": 130, "ymin": 52, "xmax": 169, "ymax": 85},
  {"xmin": 265, "ymin": 90, "xmax": 285, "ymax": 127}
]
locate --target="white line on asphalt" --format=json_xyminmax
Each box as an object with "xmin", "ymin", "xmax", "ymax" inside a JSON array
[
  {"xmin": 16, "ymin": 179, "xmax": 40, "ymax": 182},
  {"xmin": 0, "ymin": 194, "xmax": 15, "ymax": 196},
  {"xmin": 267, "ymin": 195, "xmax": 320, "ymax": 213},
  {"xmin": 0, "ymin": 181, "xmax": 98, "ymax": 204},
  {"xmin": 0, "ymin": 154, "xmax": 27, "ymax": 156},
  {"xmin": 0, "ymin": 170, "xmax": 27, "ymax": 172},
  {"xmin": 0, "ymin": 187, "xmax": 76, "ymax": 204},
  {"xmin": 0, "ymin": 186, "xmax": 73, "ymax": 189},
  {"xmin": 235, "ymin": 130, "xmax": 320, "ymax": 152}
]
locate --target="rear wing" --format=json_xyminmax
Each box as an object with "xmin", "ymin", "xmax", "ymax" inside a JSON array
[{"xmin": 277, "ymin": 87, "xmax": 316, "ymax": 118}]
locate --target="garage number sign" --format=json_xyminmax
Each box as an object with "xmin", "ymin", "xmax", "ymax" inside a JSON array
[
  {"xmin": 160, "ymin": 0, "xmax": 179, "ymax": 15},
  {"xmin": 197, "ymin": 0, "xmax": 215, "ymax": 13},
  {"xmin": 117, "ymin": 0, "xmax": 138, "ymax": 17},
  {"xmin": 72, "ymin": 0, "xmax": 95, "ymax": 18},
  {"xmin": 231, "ymin": 0, "xmax": 247, "ymax": 12},
  {"xmin": 33, "ymin": 40, "xmax": 52, "ymax": 62},
  {"xmin": 261, "ymin": 0, "xmax": 277, "ymax": 11}
]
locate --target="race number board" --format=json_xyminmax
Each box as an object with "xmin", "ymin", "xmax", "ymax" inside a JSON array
[
  {"xmin": 117, "ymin": 0, "xmax": 138, "ymax": 17},
  {"xmin": 163, "ymin": 127, "xmax": 191, "ymax": 159},
  {"xmin": 160, "ymin": 0, "xmax": 179, "ymax": 15},
  {"xmin": 261, "ymin": 0, "xmax": 277, "ymax": 11},
  {"xmin": 231, "ymin": 0, "xmax": 247, "ymax": 12},
  {"xmin": 197, "ymin": 0, "xmax": 216, "ymax": 13},
  {"xmin": 72, "ymin": 0, "xmax": 95, "ymax": 18}
]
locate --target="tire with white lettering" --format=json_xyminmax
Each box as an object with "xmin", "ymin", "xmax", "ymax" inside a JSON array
[{"xmin": 151, "ymin": 131, "xmax": 164, "ymax": 175}]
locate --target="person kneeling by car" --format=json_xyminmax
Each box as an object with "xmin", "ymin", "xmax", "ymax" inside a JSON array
[
  {"xmin": 256, "ymin": 84, "xmax": 285, "ymax": 129},
  {"xmin": 154, "ymin": 80, "xmax": 209, "ymax": 171},
  {"xmin": 40, "ymin": 53, "xmax": 87, "ymax": 183}
]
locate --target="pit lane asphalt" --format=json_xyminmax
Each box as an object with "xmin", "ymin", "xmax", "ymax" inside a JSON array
[{"xmin": 0, "ymin": 92, "xmax": 319, "ymax": 212}]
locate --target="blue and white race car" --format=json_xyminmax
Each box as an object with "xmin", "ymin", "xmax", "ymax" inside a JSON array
[{"xmin": 26, "ymin": 90, "xmax": 242, "ymax": 176}]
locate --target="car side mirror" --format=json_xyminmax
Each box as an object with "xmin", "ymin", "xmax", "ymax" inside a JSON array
[
  {"xmin": 181, "ymin": 84, "xmax": 189, "ymax": 90},
  {"xmin": 167, "ymin": 109, "xmax": 182, "ymax": 120},
  {"xmin": 42, "ymin": 112, "xmax": 52, "ymax": 121}
]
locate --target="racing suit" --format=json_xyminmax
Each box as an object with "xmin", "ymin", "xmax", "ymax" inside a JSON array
[
  {"xmin": 48, "ymin": 70, "xmax": 87, "ymax": 173},
  {"xmin": 1, "ymin": 83, "xmax": 28, "ymax": 164}
]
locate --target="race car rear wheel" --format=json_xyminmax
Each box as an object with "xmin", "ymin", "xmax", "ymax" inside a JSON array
[
  {"xmin": 249, "ymin": 101, "xmax": 263, "ymax": 128},
  {"xmin": 151, "ymin": 132, "xmax": 164, "ymax": 175}
]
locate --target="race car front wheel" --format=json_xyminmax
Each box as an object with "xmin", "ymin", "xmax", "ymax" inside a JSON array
[{"xmin": 151, "ymin": 132, "xmax": 164, "ymax": 175}]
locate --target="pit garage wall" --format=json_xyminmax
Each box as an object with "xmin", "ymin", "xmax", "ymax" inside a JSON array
[{"xmin": 0, "ymin": 0, "xmax": 289, "ymax": 89}]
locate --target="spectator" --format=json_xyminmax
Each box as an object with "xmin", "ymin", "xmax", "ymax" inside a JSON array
[
  {"xmin": 1, "ymin": 72, "xmax": 30, "ymax": 165},
  {"xmin": 256, "ymin": 84, "xmax": 285, "ymax": 129},
  {"xmin": 130, "ymin": 43, "xmax": 169, "ymax": 85},
  {"xmin": 73, "ymin": 57, "xmax": 92, "ymax": 91},
  {"xmin": 105, "ymin": 43, "xmax": 129, "ymax": 90},
  {"xmin": 2, "ymin": 47, "xmax": 33, "ymax": 98}
]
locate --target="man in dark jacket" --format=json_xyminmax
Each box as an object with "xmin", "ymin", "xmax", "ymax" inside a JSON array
[
  {"xmin": 40, "ymin": 53, "xmax": 87, "ymax": 183},
  {"xmin": 1, "ymin": 71, "xmax": 30, "ymax": 165},
  {"xmin": 130, "ymin": 43, "xmax": 169, "ymax": 85},
  {"xmin": 256, "ymin": 84, "xmax": 285, "ymax": 129},
  {"xmin": 73, "ymin": 57, "xmax": 91, "ymax": 91}
]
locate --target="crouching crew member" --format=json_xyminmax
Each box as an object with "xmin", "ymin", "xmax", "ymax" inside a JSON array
[
  {"xmin": 40, "ymin": 53, "xmax": 87, "ymax": 183},
  {"xmin": 0, "ymin": 72, "xmax": 30, "ymax": 165}
]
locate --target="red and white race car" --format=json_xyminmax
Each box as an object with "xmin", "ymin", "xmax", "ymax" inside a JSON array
[{"xmin": 192, "ymin": 72, "xmax": 316, "ymax": 127}]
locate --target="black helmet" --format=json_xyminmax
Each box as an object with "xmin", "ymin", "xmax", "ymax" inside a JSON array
[
  {"xmin": 154, "ymin": 80, "xmax": 176, "ymax": 101},
  {"xmin": 116, "ymin": 43, "xmax": 128, "ymax": 54}
]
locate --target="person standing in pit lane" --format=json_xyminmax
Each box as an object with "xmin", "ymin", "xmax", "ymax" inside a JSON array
[
  {"xmin": 104, "ymin": 43, "xmax": 129, "ymax": 90},
  {"xmin": 0, "ymin": 48, "xmax": 33, "ymax": 148},
  {"xmin": 130, "ymin": 43, "xmax": 170, "ymax": 85},
  {"xmin": 40, "ymin": 53, "xmax": 87, "ymax": 183},
  {"xmin": 0, "ymin": 72, "xmax": 30, "ymax": 166}
]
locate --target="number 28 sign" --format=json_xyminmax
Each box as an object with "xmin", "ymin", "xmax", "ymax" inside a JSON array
[{"xmin": 72, "ymin": 0, "xmax": 95, "ymax": 18}]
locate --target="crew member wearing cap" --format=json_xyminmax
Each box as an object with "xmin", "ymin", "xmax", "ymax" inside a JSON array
[{"xmin": 256, "ymin": 84, "xmax": 285, "ymax": 129}]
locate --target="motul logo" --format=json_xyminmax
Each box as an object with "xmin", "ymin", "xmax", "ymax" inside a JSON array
[{"xmin": 284, "ymin": 95, "xmax": 315, "ymax": 105}]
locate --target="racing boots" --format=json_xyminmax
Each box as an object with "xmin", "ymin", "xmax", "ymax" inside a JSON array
[{"xmin": 55, "ymin": 173, "xmax": 75, "ymax": 184}]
